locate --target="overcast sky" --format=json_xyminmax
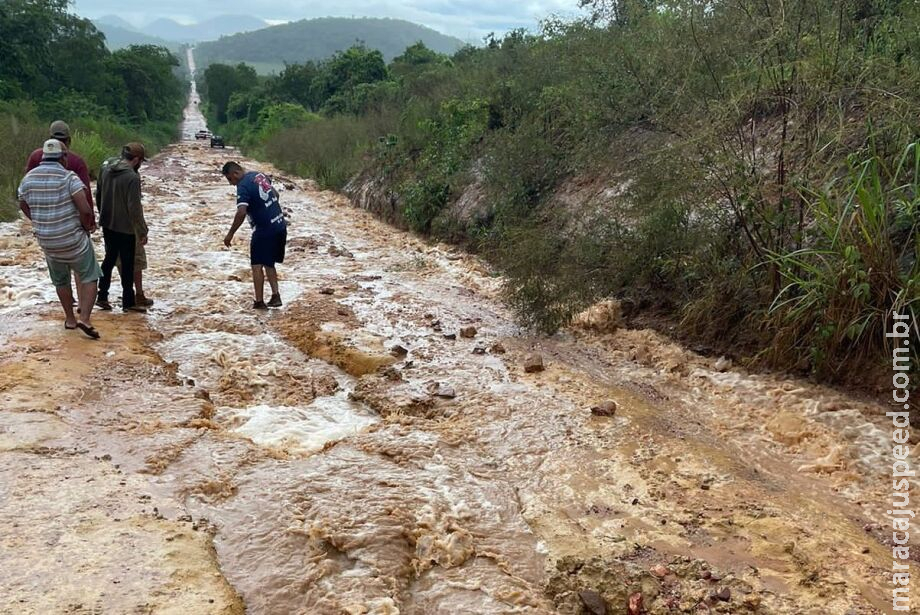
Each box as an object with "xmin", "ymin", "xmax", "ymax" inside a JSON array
[{"xmin": 72, "ymin": 0, "xmax": 588, "ymax": 42}]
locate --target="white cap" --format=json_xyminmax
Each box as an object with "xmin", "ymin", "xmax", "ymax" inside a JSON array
[{"xmin": 42, "ymin": 138, "xmax": 65, "ymax": 159}]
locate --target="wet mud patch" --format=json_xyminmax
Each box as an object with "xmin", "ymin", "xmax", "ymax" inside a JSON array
[{"xmin": 275, "ymin": 295, "xmax": 396, "ymax": 377}]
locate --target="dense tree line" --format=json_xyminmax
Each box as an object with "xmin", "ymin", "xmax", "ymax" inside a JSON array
[{"xmin": 0, "ymin": 0, "xmax": 184, "ymax": 122}]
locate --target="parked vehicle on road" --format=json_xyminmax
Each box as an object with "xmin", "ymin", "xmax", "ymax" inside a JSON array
[
  {"xmin": 195, "ymin": 130, "xmax": 210, "ymax": 140},
  {"xmin": 210, "ymin": 135, "xmax": 225, "ymax": 148}
]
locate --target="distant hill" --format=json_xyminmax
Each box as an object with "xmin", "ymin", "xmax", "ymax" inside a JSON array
[
  {"xmin": 145, "ymin": 16, "xmax": 269, "ymax": 44},
  {"xmin": 94, "ymin": 15, "xmax": 138, "ymax": 31},
  {"xmin": 195, "ymin": 17, "xmax": 466, "ymax": 73},
  {"xmin": 93, "ymin": 20, "xmax": 178, "ymax": 51}
]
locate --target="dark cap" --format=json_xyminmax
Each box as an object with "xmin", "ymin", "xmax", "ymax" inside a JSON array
[
  {"xmin": 123, "ymin": 142, "xmax": 146, "ymax": 161},
  {"xmin": 49, "ymin": 120, "xmax": 70, "ymax": 139}
]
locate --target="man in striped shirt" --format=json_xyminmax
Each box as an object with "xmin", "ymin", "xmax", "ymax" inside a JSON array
[{"xmin": 17, "ymin": 139, "xmax": 102, "ymax": 339}]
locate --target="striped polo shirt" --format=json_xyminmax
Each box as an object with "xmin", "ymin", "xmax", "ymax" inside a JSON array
[{"xmin": 17, "ymin": 161, "xmax": 91, "ymax": 262}]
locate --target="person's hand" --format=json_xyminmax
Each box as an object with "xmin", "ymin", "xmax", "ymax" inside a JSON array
[{"xmin": 223, "ymin": 234, "xmax": 233, "ymax": 248}]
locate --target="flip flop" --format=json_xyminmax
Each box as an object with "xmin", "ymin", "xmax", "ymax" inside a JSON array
[
  {"xmin": 76, "ymin": 322, "xmax": 100, "ymax": 340},
  {"xmin": 65, "ymin": 322, "xmax": 77, "ymax": 330}
]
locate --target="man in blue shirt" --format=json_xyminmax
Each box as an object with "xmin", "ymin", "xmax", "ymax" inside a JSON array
[{"xmin": 221, "ymin": 161, "xmax": 288, "ymax": 309}]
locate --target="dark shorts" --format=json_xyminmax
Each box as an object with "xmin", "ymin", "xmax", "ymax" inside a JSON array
[{"xmin": 250, "ymin": 229, "xmax": 286, "ymax": 267}]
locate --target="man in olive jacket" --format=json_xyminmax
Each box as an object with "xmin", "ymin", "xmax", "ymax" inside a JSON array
[{"xmin": 96, "ymin": 142, "xmax": 148, "ymax": 313}]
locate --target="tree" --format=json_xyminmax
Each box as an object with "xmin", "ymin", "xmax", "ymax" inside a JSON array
[
  {"xmin": 204, "ymin": 62, "xmax": 257, "ymax": 123},
  {"xmin": 309, "ymin": 46, "xmax": 388, "ymax": 111}
]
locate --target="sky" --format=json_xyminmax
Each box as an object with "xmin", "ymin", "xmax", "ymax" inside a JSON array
[{"xmin": 71, "ymin": 0, "xmax": 588, "ymax": 42}]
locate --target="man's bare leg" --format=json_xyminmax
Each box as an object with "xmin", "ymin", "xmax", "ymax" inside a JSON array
[
  {"xmin": 73, "ymin": 272, "xmax": 83, "ymax": 306},
  {"xmin": 265, "ymin": 267, "xmax": 279, "ymax": 297},
  {"xmin": 77, "ymin": 280, "xmax": 96, "ymax": 328},
  {"xmin": 251, "ymin": 265, "xmax": 265, "ymax": 303},
  {"xmin": 57, "ymin": 285, "xmax": 76, "ymax": 328}
]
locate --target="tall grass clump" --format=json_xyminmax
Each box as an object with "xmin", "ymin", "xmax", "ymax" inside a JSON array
[{"xmin": 765, "ymin": 142, "xmax": 920, "ymax": 378}]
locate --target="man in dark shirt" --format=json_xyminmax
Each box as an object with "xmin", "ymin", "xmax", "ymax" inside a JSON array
[
  {"xmin": 96, "ymin": 143, "xmax": 149, "ymax": 313},
  {"xmin": 221, "ymin": 161, "xmax": 288, "ymax": 310},
  {"xmin": 25, "ymin": 120, "xmax": 94, "ymax": 208}
]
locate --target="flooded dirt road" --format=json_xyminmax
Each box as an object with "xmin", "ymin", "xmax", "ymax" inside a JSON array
[{"xmin": 0, "ymin": 75, "xmax": 917, "ymax": 614}]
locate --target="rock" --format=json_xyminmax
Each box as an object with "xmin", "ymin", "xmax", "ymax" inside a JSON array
[
  {"xmin": 390, "ymin": 344, "xmax": 409, "ymax": 358},
  {"xmin": 627, "ymin": 592, "xmax": 643, "ymax": 615},
  {"xmin": 524, "ymin": 353, "xmax": 544, "ymax": 373},
  {"xmin": 337, "ymin": 308, "xmax": 350, "ymax": 316},
  {"xmin": 460, "ymin": 326, "xmax": 478, "ymax": 339},
  {"xmin": 650, "ymin": 564, "xmax": 670, "ymax": 578},
  {"xmin": 712, "ymin": 587, "xmax": 731, "ymax": 602},
  {"xmin": 443, "ymin": 333, "xmax": 457, "ymax": 340},
  {"xmin": 472, "ymin": 346, "xmax": 487, "ymax": 355},
  {"xmin": 714, "ymin": 356, "xmax": 732, "ymax": 372},
  {"xmin": 577, "ymin": 590, "xmax": 607, "ymax": 615},
  {"xmin": 425, "ymin": 382, "xmax": 456, "ymax": 399},
  {"xmin": 328, "ymin": 245, "xmax": 354, "ymax": 258},
  {"xmin": 283, "ymin": 183, "xmax": 296, "ymax": 191},
  {"xmin": 194, "ymin": 388, "xmax": 211, "ymax": 401},
  {"xmin": 319, "ymin": 287, "xmax": 335, "ymax": 295},
  {"xmin": 490, "ymin": 342, "xmax": 506, "ymax": 354},
  {"xmin": 591, "ymin": 401, "xmax": 618, "ymax": 417}
]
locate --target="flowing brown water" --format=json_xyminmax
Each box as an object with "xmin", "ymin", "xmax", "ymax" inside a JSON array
[{"xmin": 0, "ymin": 61, "xmax": 916, "ymax": 614}]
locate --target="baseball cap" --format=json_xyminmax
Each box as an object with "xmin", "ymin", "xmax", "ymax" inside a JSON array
[
  {"xmin": 123, "ymin": 142, "xmax": 146, "ymax": 161},
  {"xmin": 42, "ymin": 138, "xmax": 66, "ymax": 159},
  {"xmin": 49, "ymin": 120, "xmax": 70, "ymax": 139}
]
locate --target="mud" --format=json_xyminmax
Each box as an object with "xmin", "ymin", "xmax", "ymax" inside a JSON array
[{"xmin": 0, "ymin": 51, "xmax": 916, "ymax": 614}]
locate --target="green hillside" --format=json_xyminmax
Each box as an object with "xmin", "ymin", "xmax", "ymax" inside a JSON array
[
  {"xmin": 195, "ymin": 17, "xmax": 465, "ymax": 73},
  {"xmin": 93, "ymin": 21, "xmax": 178, "ymax": 51}
]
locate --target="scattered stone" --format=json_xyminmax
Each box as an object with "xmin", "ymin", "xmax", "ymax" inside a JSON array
[
  {"xmin": 194, "ymin": 388, "xmax": 211, "ymax": 401},
  {"xmin": 700, "ymin": 481, "xmax": 711, "ymax": 491},
  {"xmin": 283, "ymin": 183, "xmax": 296, "ymax": 191},
  {"xmin": 443, "ymin": 333, "xmax": 457, "ymax": 340},
  {"xmin": 650, "ymin": 564, "xmax": 670, "ymax": 578},
  {"xmin": 185, "ymin": 378, "xmax": 195, "ymax": 387},
  {"xmin": 490, "ymin": 342, "xmax": 506, "ymax": 354},
  {"xmin": 100, "ymin": 454, "xmax": 112, "ymax": 462},
  {"xmin": 436, "ymin": 386, "xmax": 456, "ymax": 399},
  {"xmin": 712, "ymin": 587, "xmax": 731, "ymax": 602},
  {"xmin": 319, "ymin": 287, "xmax": 335, "ymax": 295},
  {"xmin": 337, "ymin": 308, "xmax": 350, "ymax": 316},
  {"xmin": 472, "ymin": 346, "xmax": 487, "ymax": 355},
  {"xmin": 591, "ymin": 400, "xmax": 618, "ymax": 417},
  {"xmin": 227, "ymin": 274, "xmax": 242, "ymax": 282},
  {"xmin": 577, "ymin": 590, "xmax": 607, "ymax": 615},
  {"xmin": 328, "ymin": 245, "xmax": 354, "ymax": 258},
  {"xmin": 700, "ymin": 570, "xmax": 712, "ymax": 580},
  {"xmin": 459, "ymin": 326, "xmax": 478, "ymax": 339},
  {"xmin": 524, "ymin": 353, "xmax": 544, "ymax": 373},
  {"xmin": 425, "ymin": 382, "xmax": 456, "ymax": 399},
  {"xmin": 714, "ymin": 356, "xmax": 732, "ymax": 372},
  {"xmin": 627, "ymin": 592, "xmax": 643, "ymax": 615},
  {"xmin": 390, "ymin": 344, "xmax": 409, "ymax": 358}
]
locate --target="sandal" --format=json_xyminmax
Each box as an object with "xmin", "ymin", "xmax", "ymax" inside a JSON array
[
  {"xmin": 96, "ymin": 299, "xmax": 113, "ymax": 311},
  {"xmin": 76, "ymin": 322, "xmax": 100, "ymax": 340},
  {"xmin": 65, "ymin": 322, "xmax": 77, "ymax": 330}
]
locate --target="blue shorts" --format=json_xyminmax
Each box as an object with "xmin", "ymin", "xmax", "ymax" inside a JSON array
[{"xmin": 250, "ymin": 229, "xmax": 286, "ymax": 267}]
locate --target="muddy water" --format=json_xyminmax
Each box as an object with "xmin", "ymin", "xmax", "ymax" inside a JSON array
[{"xmin": 0, "ymin": 82, "xmax": 917, "ymax": 615}]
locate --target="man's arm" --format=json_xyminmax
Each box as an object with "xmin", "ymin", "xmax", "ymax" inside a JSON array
[
  {"xmin": 19, "ymin": 200, "xmax": 31, "ymax": 220},
  {"xmin": 224, "ymin": 205, "xmax": 247, "ymax": 247},
  {"xmin": 127, "ymin": 176, "xmax": 148, "ymax": 241},
  {"xmin": 72, "ymin": 189, "xmax": 95, "ymax": 232}
]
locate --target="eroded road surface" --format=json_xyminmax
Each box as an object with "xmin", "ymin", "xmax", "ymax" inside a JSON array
[{"xmin": 0, "ymin": 85, "xmax": 917, "ymax": 615}]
